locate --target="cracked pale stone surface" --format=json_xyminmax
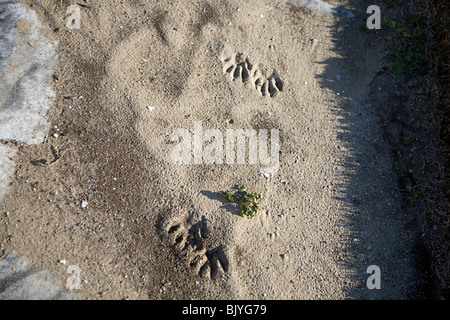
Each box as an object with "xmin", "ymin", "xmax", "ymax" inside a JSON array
[
  {"xmin": 0, "ymin": 0, "xmax": 58, "ymax": 144},
  {"xmin": 0, "ymin": 251, "xmax": 74, "ymax": 300},
  {"xmin": 0, "ymin": 0, "xmax": 63, "ymax": 300}
]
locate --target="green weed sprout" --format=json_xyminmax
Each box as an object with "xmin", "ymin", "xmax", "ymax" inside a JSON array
[
  {"xmin": 224, "ymin": 190, "xmax": 233, "ymax": 202},
  {"xmin": 383, "ymin": 16, "xmax": 427, "ymax": 82},
  {"xmin": 404, "ymin": 184, "xmax": 424, "ymax": 207},
  {"xmin": 223, "ymin": 185, "xmax": 262, "ymax": 218}
]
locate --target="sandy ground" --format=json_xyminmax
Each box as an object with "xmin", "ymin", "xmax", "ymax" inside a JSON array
[{"xmin": 0, "ymin": 0, "xmax": 444, "ymax": 299}]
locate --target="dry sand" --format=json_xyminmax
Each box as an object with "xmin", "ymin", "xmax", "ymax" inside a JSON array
[{"xmin": 0, "ymin": 0, "xmax": 442, "ymax": 299}]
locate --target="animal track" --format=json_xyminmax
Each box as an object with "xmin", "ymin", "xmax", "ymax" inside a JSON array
[
  {"xmin": 162, "ymin": 214, "xmax": 229, "ymax": 280},
  {"xmin": 221, "ymin": 53, "xmax": 284, "ymax": 98}
]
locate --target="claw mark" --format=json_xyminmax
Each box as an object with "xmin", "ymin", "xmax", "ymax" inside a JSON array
[
  {"xmin": 221, "ymin": 53, "xmax": 283, "ymax": 98},
  {"xmin": 198, "ymin": 245, "xmax": 229, "ymax": 280},
  {"xmin": 162, "ymin": 214, "xmax": 229, "ymax": 280}
]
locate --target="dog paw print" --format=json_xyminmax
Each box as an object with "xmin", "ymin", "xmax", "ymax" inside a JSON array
[
  {"xmin": 221, "ymin": 53, "xmax": 283, "ymax": 98},
  {"xmin": 162, "ymin": 214, "xmax": 229, "ymax": 280}
]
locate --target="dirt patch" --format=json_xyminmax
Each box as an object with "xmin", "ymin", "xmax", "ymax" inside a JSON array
[
  {"xmin": 426, "ymin": 0, "xmax": 450, "ymax": 299},
  {"xmin": 0, "ymin": 0, "xmax": 447, "ymax": 299}
]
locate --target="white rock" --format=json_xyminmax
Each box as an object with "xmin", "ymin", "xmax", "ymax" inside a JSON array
[{"xmin": 81, "ymin": 200, "xmax": 88, "ymax": 208}]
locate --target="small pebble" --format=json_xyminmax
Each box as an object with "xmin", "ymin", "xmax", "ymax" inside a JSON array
[
  {"xmin": 81, "ymin": 200, "xmax": 88, "ymax": 208},
  {"xmin": 57, "ymin": 259, "xmax": 66, "ymax": 265}
]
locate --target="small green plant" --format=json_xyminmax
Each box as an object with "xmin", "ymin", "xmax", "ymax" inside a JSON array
[
  {"xmin": 384, "ymin": 0, "xmax": 400, "ymax": 7},
  {"xmin": 359, "ymin": 24, "xmax": 372, "ymax": 33},
  {"xmin": 384, "ymin": 16, "xmax": 427, "ymax": 82},
  {"xmin": 223, "ymin": 184, "xmax": 262, "ymax": 218},
  {"xmin": 224, "ymin": 190, "xmax": 233, "ymax": 202},
  {"xmin": 401, "ymin": 134, "xmax": 413, "ymax": 145},
  {"xmin": 404, "ymin": 184, "xmax": 424, "ymax": 207}
]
